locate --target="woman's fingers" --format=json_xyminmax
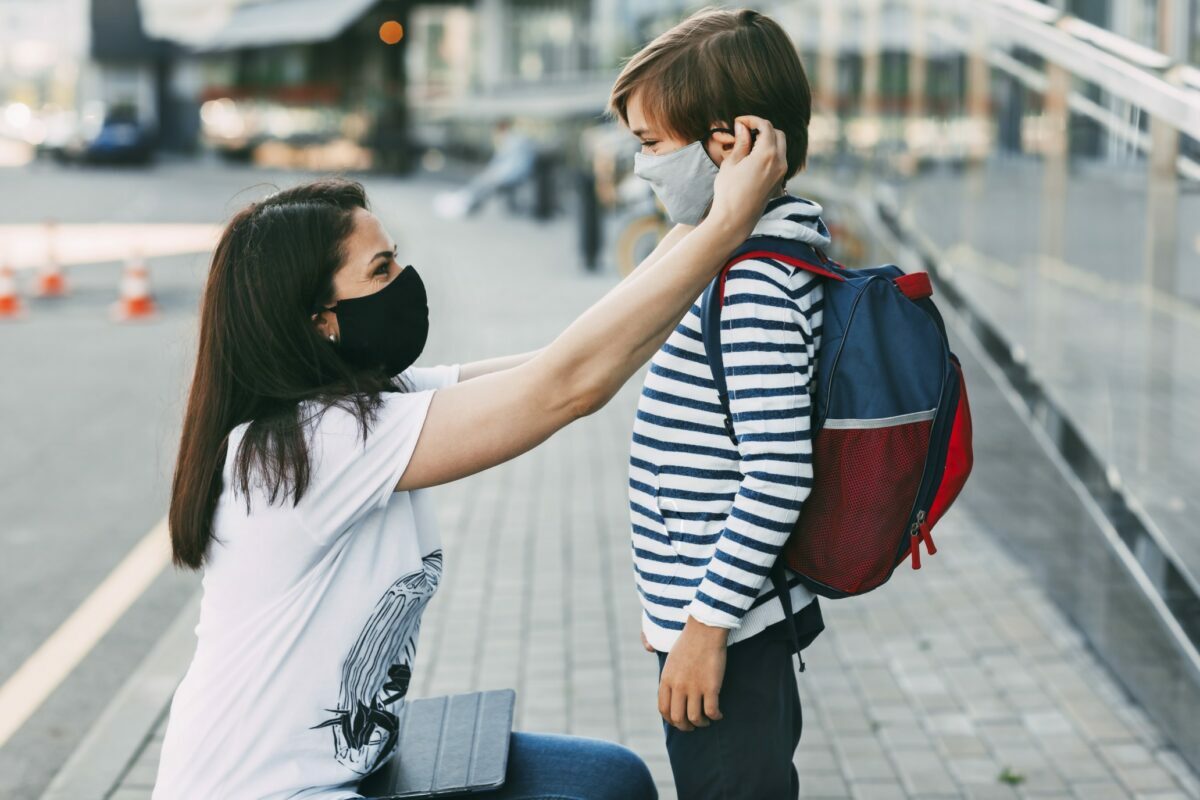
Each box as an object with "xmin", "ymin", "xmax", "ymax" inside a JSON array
[
  {"xmin": 732, "ymin": 115, "xmax": 787, "ymax": 184},
  {"xmin": 735, "ymin": 116, "xmax": 776, "ymax": 155},
  {"xmin": 728, "ymin": 115, "xmax": 785, "ymax": 183},
  {"xmin": 724, "ymin": 121, "xmax": 752, "ymax": 166}
]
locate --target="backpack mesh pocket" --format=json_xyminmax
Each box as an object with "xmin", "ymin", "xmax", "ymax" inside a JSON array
[{"xmin": 785, "ymin": 416, "xmax": 932, "ymax": 596}]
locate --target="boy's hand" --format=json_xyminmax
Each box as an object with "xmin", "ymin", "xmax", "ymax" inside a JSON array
[{"xmin": 658, "ymin": 616, "xmax": 729, "ymax": 731}]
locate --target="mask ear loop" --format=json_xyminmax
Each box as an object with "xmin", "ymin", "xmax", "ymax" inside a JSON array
[
  {"xmin": 708, "ymin": 126, "xmax": 759, "ymax": 144},
  {"xmin": 310, "ymin": 302, "xmax": 339, "ymax": 344}
]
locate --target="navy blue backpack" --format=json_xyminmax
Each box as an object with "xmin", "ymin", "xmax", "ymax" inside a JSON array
[{"xmin": 700, "ymin": 236, "xmax": 974, "ymax": 599}]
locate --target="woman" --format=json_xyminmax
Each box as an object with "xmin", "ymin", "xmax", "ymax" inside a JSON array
[{"xmin": 155, "ymin": 117, "xmax": 787, "ymax": 800}]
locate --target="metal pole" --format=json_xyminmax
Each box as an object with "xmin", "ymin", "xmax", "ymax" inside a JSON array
[
  {"xmin": 966, "ymin": 19, "xmax": 991, "ymax": 165},
  {"xmin": 862, "ymin": 0, "xmax": 882, "ymax": 122},
  {"xmin": 477, "ymin": 0, "xmax": 508, "ymax": 91},
  {"xmin": 1142, "ymin": 0, "xmax": 1187, "ymax": 296},
  {"xmin": 1039, "ymin": 62, "xmax": 1070, "ymax": 267},
  {"xmin": 908, "ymin": 0, "xmax": 927, "ymax": 120},
  {"xmin": 962, "ymin": 17, "xmax": 991, "ymax": 255},
  {"xmin": 817, "ymin": 1, "xmax": 841, "ymax": 117},
  {"xmin": 1157, "ymin": 0, "xmax": 1194, "ymax": 62}
]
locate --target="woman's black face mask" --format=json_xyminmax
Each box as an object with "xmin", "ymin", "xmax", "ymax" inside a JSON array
[{"xmin": 323, "ymin": 265, "xmax": 429, "ymax": 376}]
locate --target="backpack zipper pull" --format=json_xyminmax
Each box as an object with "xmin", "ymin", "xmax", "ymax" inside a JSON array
[
  {"xmin": 917, "ymin": 510, "xmax": 936, "ymax": 556},
  {"xmin": 909, "ymin": 510, "xmax": 928, "ymax": 570}
]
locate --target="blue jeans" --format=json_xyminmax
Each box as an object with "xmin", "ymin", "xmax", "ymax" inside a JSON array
[{"xmin": 365, "ymin": 732, "xmax": 657, "ymax": 800}]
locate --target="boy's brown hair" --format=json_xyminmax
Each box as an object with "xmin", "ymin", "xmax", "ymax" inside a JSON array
[{"xmin": 609, "ymin": 7, "xmax": 811, "ymax": 179}]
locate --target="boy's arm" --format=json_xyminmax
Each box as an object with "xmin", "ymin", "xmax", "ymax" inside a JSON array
[
  {"xmin": 459, "ymin": 350, "xmax": 543, "ymax": 382},
  {"xmin": 658, "ymin": 259, "xmax": 815, "ymax": 731},
  {"xmin": 688, "ymin": 260, "xmax": 815, "ymax": 626}
]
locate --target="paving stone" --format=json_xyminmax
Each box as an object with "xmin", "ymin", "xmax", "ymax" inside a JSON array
[
  {"xmin": 949, "ymin": 756, "xmax": 1005, "ymax": 783},
  {"xmin": 937, "ymin": 733, "xmax": 992, "ymax": 757},
  {"xmin": 108, "ymin": 790, "xmax": 153, "ymax": 800},
  {"xmin": 1156, "ymin": 751, "xmax": 1200, "ymax": 798},
  {"xmin": 1050, "ymin": 751, "xmax": 1114, "ymax": 783},
  {"xmin": 799, "ymin": 771, "xmax": 853, "ymax": 798},
  {"xmin": 1100, "ymin": 743, "xmax": 1155, "ymax": 768},
  {"xmin": 894, "ymin": 750, "xmax": 960, "ymax": 795},
  {"xmin": 962, "ymin": 786, "xmax": 1021, "ymax": 800},
  {"xmin": 797, "ymin": 745, "xmax": 841, "ymax": 772},
  {"xmin": 842, "ymin": 755, "xmax": 901, "ymax": 782},
  {"xmin": 1067, "ymin": 781, "xmax": 1130, "ymax": 799},
  {"xmin": 850, "ymin": 782, "xmax": 910, "ymax": 800},
  {"xmin": 1112, "ymin": 764, "xmax": 1185, "ymax": 794}
]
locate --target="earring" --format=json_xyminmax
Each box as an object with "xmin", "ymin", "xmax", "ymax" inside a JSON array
[{"xmin": 328, "ymin": 334, "xmax": 336, "ymax": 343}]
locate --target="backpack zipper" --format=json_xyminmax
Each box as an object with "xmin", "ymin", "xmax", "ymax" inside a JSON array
[{"xmin": 908, "ymin": 509, "xmax": 928, "ymax": 569}]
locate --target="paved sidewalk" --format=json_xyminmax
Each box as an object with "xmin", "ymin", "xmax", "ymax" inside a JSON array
[{"xmin": 44, "ymin": 181, "xmax": 1200, "ymax": 800}]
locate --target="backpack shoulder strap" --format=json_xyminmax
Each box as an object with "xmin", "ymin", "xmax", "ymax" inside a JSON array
[
  {"xmin": 700, "ymin": 237, "xmax": 842, "ymax": 445},
  {"xmin": 700, "ymin": 271, "xmax": 735, "ymax": 445}
]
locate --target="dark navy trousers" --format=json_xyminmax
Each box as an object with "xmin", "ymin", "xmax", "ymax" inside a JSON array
[{"xmin": 655, "ymin": 617, "xmax": 805, "ymax": 800}]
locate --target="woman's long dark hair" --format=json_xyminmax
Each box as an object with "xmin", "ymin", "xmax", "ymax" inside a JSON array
[{"xmin": 170, "ymin": 178, "xmax": 398, "ymax": 569}]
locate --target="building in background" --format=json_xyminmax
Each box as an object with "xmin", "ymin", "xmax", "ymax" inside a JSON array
[
  {"xmin": 0, "ymin": 0, "xmax": 90, "ymax": 162},
  {"xmin": 131, "ymin": 0, "xmax": 706, "ymax": 170}
]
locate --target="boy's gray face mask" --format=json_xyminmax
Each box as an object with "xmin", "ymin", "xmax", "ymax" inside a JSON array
[{"xmin": 633, "ymin": 139, "xmax": 719, "ymax": 226}]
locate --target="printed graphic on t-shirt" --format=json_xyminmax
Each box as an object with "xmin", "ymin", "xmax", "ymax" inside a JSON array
[{"xmin": 312, "ymin": 550, "xmax": 443, "ymax": 775}]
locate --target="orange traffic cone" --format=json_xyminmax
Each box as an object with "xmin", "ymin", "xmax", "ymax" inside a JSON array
[
  {"xmin": 111, "ymin": 251, "xmax": 158, "ymax": 322},
  {"xmin": 34, "ymin": 220, "xmax": 67, "ymax": 297},
  {"xmin": 0, "ymin": 262, "xmax": 24, "ymax": 320}
]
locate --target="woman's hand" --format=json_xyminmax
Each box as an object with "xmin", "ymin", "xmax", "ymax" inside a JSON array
[{"xmin": 707, "ymin": 115, "xmax": 789, "ymax": 239}]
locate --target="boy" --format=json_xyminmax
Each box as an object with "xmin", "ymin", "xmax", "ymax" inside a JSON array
[{"xmin": 611, "ymin": 9, "xmax": 827, "ymax": 798}]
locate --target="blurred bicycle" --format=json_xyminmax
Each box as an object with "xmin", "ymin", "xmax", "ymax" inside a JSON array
[{"xmin": 611, "ymin": 172, "xmax": 670, "ymax": 278}]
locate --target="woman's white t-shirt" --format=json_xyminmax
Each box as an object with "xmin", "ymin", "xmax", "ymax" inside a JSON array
[{"xmin": 154, "ymin": 365, "xmax": 459, "ymax": 800}]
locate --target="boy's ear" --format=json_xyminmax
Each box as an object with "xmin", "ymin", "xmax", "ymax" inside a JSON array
[{"xmin": 710, "ymin": 124, "xmax": 737, "ymax": 151}]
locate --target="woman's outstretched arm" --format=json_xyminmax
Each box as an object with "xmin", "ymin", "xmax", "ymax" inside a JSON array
[
  {"xmin": 397, "ymin": 117, "xmax": 785, "ymax": 491},
  {"xmin": 456, "ymin": 222, "xmax": 694, "ymax": 382}
]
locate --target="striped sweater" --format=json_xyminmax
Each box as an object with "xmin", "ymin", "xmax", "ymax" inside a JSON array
[{"xmin": 628, "ymin": 195, "xmax": 830, "ymax": 652}]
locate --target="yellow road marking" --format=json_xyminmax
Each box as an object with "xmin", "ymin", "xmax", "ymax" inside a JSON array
[{"xmin": 0, "ymin": 517, "xmax": 171, "ymax": 748}]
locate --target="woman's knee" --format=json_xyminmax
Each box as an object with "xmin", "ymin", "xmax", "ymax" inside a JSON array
[
  {"xmin": 590, "ymin": 740, "xmax": 657, "ymax": 800},
  {"xmin": 506, "ymin": 733, "xmax": 657, "ymax": 800}
]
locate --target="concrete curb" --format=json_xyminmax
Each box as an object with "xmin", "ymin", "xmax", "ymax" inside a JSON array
[{"xmin": 40, "ymin": 594, "xmax": 199, "ymax": 800}]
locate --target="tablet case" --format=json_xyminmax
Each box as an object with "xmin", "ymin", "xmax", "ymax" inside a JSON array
[{"xmin": 358, "ymin": 689, "xmax": 515, "ymax": 798}]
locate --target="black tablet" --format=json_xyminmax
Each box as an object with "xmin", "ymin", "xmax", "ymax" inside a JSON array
[{"xmin": 358, "ymin": 689, "xmax": 515, "ymax": 798}]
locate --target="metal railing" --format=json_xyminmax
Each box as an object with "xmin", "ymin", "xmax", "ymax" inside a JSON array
[{"xmin": 761, "ymin": 0, "xmax": 1200, "ymax": 769}]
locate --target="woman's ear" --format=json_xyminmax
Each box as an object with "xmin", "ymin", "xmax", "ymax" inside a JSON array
[{"xmin": 312, "ymin": 310, "xmax": 340, "ymax": 343}]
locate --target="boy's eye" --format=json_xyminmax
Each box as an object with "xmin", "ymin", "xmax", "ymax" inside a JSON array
[{"xmin": 640, "ymin": 140, "xmax": 658, "ymax": 152}]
